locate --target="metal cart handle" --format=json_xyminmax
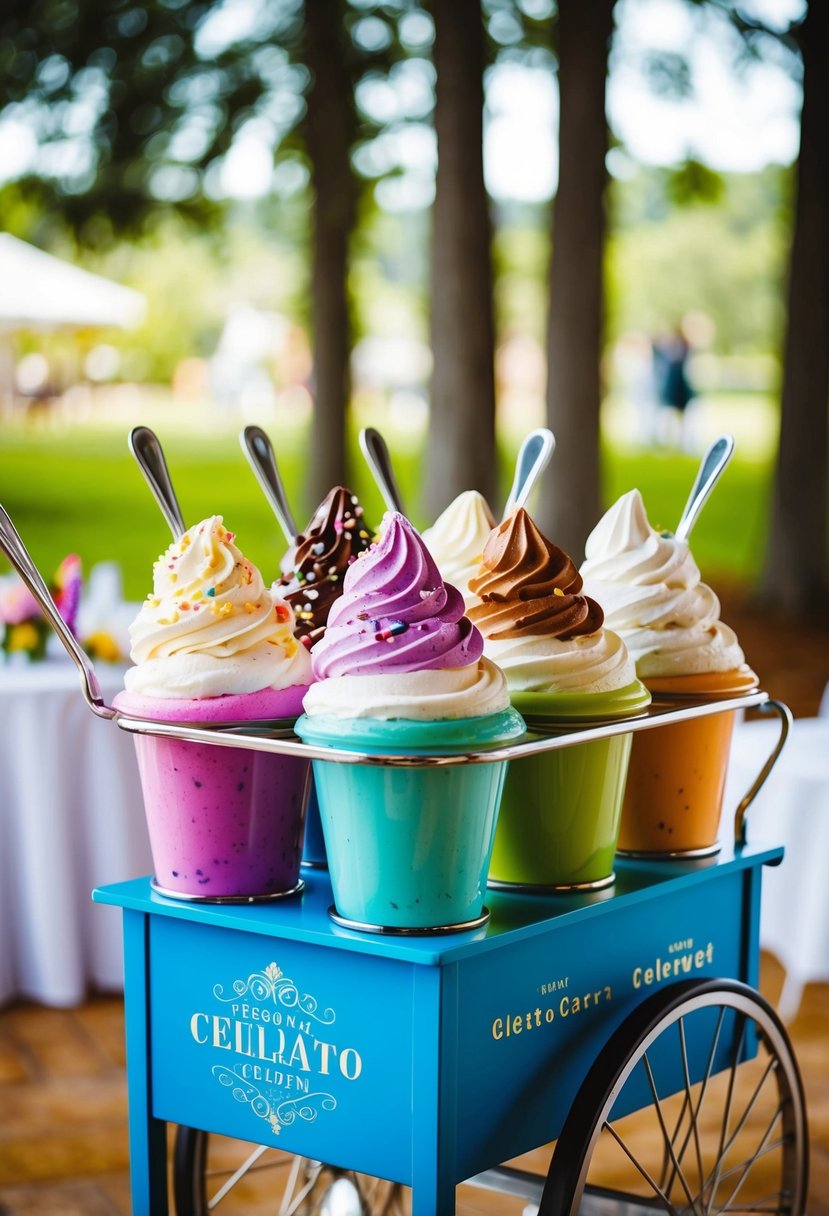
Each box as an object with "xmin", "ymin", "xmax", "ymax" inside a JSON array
[
  {"xmin": 0, "ymin": 504, "xmax": 115, "ymax": 720},
  {"xmin": 733, "ymin": 698, "xmax": 792, "ymax": 849}
]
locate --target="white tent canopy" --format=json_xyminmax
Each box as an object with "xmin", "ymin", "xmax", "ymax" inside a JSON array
[{"xmin": 0, "ymin": 233, "xmax": 146, "ymax": 332}]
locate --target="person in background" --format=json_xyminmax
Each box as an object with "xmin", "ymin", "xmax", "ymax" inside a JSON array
[{"xmin": 652, "ymin": 323, "xmax": 696, "ymax": 451}]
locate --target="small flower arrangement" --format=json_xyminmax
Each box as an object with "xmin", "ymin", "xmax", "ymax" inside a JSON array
[
  {"xmin": 83, "ymin": 629, "xmax": 124, "ymax": 663},
  {"xmin": 0, "ymin": 555, "xmax": 83, "ymax": 662}
]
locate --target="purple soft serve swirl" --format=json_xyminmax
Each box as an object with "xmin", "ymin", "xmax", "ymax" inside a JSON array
[{"xmin": 310, "ymin": 512, "xmax": 484, "ymax": 678}]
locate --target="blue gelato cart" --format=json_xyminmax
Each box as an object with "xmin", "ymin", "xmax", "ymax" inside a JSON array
[
  {"xmin": 0, "ymin": 463, "xmax": 807, "ymax": 1214},
  {"xmin": 94, "ymin": 691, "xmax": 808, "ymax": 1216}
]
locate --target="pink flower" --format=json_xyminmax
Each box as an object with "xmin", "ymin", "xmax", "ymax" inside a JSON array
[
  {"xmin": 0, "ymin": 581, "xmax": 41, "ymax": 626},
  {"xmin": 0, "ymin": 554, "xmax": 84, "ymax": 642}
]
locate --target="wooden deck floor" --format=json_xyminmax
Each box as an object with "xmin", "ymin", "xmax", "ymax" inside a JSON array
[{"xmin": 0, "ymin": 953, "xmax": 827, "ymax": 1215}]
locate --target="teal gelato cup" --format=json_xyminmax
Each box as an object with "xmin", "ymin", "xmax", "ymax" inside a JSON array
[
  {"xmin": 487, "ymin": 679, "xmax": 651, "ymax": 892},
  {"xmin": 295, "ymin": 708, "xmax": 525, "ymax": 933}
]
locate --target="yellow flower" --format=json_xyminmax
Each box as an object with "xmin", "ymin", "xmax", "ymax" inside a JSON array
[
  {"xmin": 84, "ymin": 632, "xmax": 122, "ymax": 663},
  {"xmin": 8, "ymin": 622, "xmax": 41, "ymax": 652}
]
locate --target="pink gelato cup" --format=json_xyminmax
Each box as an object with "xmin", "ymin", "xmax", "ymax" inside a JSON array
[{"xmin": 114, "ymin": 685, "xmax": 311, "ymax": 902}]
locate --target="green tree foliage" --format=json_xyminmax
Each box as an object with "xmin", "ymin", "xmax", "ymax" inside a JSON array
[
  {"xmin": 606, "ymin": 166, "xmax": 791, "ymax": 354},
  {"xmin": 0, "ymin": 0, "xmax": 426, "ymax": 500},
  {"xmin": 0, "ymin": 0, "xmax": 303, "ymax": 241}
]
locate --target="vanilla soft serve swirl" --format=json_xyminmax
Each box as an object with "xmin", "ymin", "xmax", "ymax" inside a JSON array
[
  {"xmin": 125, "ymin": 516, "xmax": 312, "ymax": 698},
  {"xmin": 580, "ymin": 489, "xmax": 746, "ymax": 678},
  {"xmin": 421, "ymin": 490, "xmax": 496, "ymax": 607}
]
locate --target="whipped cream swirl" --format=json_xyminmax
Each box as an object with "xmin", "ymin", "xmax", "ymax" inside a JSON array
[
  {"xmin": 580, "ymin": 489, "xmax": 746, "ymax": 678},
  {"xmin": 421, "ymin": 490, "xmax": 496, "ymax": 607},
  {"xmin": 125, "ymin": 516, "xmax": 312, "ymax": 698}
]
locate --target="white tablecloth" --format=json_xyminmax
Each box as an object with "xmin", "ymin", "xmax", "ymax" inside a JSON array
[
  {"xmin": 0, "ymin": 658, "xmax": 152, "ymax": 1007},
  {"xmin": 724, "ymin": 714, "xmax": 829, "ymax": 1019}
]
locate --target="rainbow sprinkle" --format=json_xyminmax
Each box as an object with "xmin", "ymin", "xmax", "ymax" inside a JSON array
[{"xmin": 374, "ymin": 620, "xmax": 408, "ymax": 642}]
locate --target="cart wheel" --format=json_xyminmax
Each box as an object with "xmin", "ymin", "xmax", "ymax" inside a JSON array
[
  {"xmin": 540, "ymin": 978, "xmax": 808, "ymax": 1216},
  {"xmin": 173, "ymin": 1126, "xmax": 406, "ymax": 1216}
]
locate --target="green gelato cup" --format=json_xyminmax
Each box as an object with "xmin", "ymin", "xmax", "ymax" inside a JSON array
[
  {"xmin": 488, "ymin": 680, "xmax": 651, "ymax": 891},
  {"xmin": 295, "ymin": 708, "xmax": 525, "ymax": 933}
]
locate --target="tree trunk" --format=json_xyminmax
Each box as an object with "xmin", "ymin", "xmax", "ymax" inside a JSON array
[
  {"xmin": 759, "ymin": 0, "xmax": 829, "ymax": 614},
  {"xmin": 537, "ymin": 0, "xmax": 616, "ymax": 561},
  {"xmin": 424, "ymin": 0, "xmax": 497, "ymax": 521},
  {"xmin": 303, "ymin": 0, "xmax": 356, "ymax": 513}
]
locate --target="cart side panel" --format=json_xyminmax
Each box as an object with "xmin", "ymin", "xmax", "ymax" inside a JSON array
[
  {"xmin": 148, "ymin": 916, "xmax": 415, "ymax": 1181},
  {"xmin": 450, "ymin": 864, "xmax": 760, "ymax": 1178}
]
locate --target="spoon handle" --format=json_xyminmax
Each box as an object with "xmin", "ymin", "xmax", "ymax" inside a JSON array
[
  {"xmin": 502, "ymin": 428, "xmax": 556, "ymax": 520},
  {"xmin": 359, "ymin": 427, "xmax": 406, "ymax": 515},
  {"xmin": 128, "ymin": 426, "xmax": 186, "ymax": 540},
  {"xmin": 240, "ymin": 426, "xmax": 299, "ymax": 544},
  {"xmin": 0, "ymin": 505, "xmax": 114, "ymax": 718},
  {"xmin": 674, "ymin": 434, "xmax": 735, "ymax": 542}
]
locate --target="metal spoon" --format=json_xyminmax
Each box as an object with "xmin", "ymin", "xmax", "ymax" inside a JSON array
[
  {"xmin": 128, "ymin": 426, "xmax": 186, "ymax": 540},
  {"xmin": 359, "ymin": 427, "xmax": 406, "ymax": 515},
  {"xmin": 0, "ymin": 505, "xmax": 115, "ymax": 719},
  {"xmin": 240, "ymin": 425, "xmax": 299, "ymax": 545},
  {"xmin": 502, "ymin": 427, "xmax": 556, "ymax": 520},
  {"xmin": 674, "ymin": 433, "xmax": 735, "ymax": 541}
]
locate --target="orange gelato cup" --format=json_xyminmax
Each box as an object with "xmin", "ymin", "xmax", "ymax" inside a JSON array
[{"xmin": 617, "ymin": 667, "xmax": 759, "ymax": 857}]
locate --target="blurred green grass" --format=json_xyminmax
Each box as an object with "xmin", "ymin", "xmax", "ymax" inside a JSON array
[{"xmin": 0, "ymin": 407, "xmax": 773, "ymax": 602}]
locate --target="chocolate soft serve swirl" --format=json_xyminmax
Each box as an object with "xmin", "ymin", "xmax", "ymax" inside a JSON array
[
  {"xmin": 467, "ymin": 508, "xmax": 637, "ymax": 695},
  {"xmin": 468, "ymin": 508, "xmax": 603, "ymax": 641},
  {"xmin": 278, "ymin": 486, "xmax": 374, "ymax": 644}
]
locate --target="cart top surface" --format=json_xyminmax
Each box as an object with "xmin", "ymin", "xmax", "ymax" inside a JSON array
[{"xmin": 94, "ymin": 838, "xmax": 783, "ymax": 966}]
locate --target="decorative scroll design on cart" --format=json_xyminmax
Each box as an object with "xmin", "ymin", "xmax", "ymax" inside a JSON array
[
  {"xmin": 213, "ymin": 960, "xmax": 335, "ymax": 1024},
  {"xmin": 211, "ymin": 1064, "xmax": 337, "ymax": 1137}
]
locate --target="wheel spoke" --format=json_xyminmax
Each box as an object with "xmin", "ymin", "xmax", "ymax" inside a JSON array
[
  {"xmin": 678, "ymin": 1016, "xmax": 707, "ymax": 1192},
  {"xmin": 285, "ymin": 1162, "xmax": 325, "ymax": 1216},
  {"xmin": 695, "ymin": 1057, "xmax": 786, "ymax": 1214},
  {"xmin": 602, "ymin": 1119, "xmax": 682, "ymax": 1213},
  {"xmin": 663, "ymin": 1007, "xmax": 727, "ymax": 1198},
  {"xmin": 662, "ymin": 1089, "xmax": 692, "ymax": 1190},
  {"xmin": 705, "ymin": 1013, "xmax": 749, "ymax": 1213},
  {"xmin": 277, "ymin": 1152, "xmax": 316, "ymax": 1216},
  {"xmin": 693, "ymin": 1078, "xmax": 790, "ymax": 1215},
  {"xmin": 706, "ymin": 1133, "xmax": 790, "ymax": 1190},
  {"xmin": 207, "ymin": 1144, "xmax": 270, "ymax": 1209},
  {"xmin": 642, "ymin": 1051, "xmax": 700, "ymax": 1211},
  {"xmin": 715, "ymin": 1113, "xmax": 787, "ymax": 1213},
  {"xmin": 279, "ymin": 1154, "xmax": 307, "ymax": 1216},
  {"xmin": 705, "ymin": 1055, "xmax": 780, "ymax": 1198}
]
